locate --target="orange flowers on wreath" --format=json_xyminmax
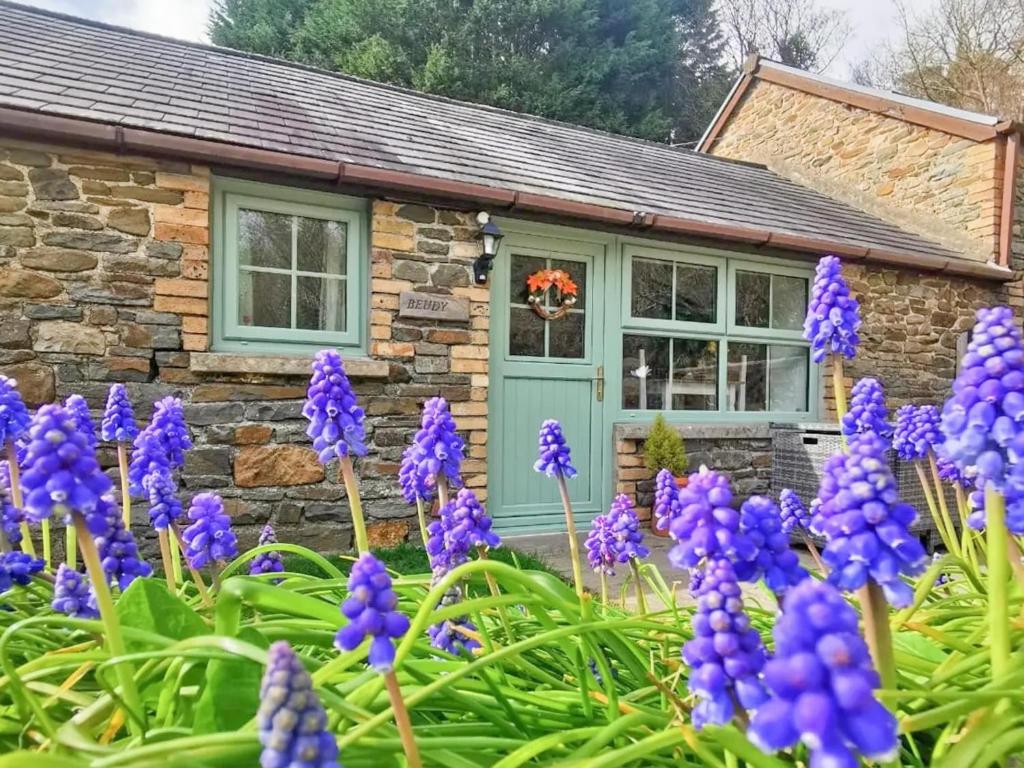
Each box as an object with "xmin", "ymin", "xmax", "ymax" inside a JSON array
[{"xmin": 526, "ymin": 268, "xmax": 578, "ymax": 320}]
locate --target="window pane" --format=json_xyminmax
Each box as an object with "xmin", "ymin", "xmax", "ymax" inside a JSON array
[
  {"xmin": 239, "ymin": 271, "xmax": 290, "ymax": 328},
  {"xmin": 238, "ymin": 209, "xmax": 291, "ymax": 270},
  {"xmin": 727, "ymin": 343, "xmax": 809, "ymax": 412},
  {"xmin": 769, "ymin": 345, "xmax": 809, "ymax": 411},
  {"xmin": 509, "ymin": 306, "xmax": 545, "ymax": 357},
  {"xmin": 772, "ymin": 275, "xmax": 807, "ymax": 331},
  {"xmin": 296, "ymin": 276, "xmax": 347, "ymax": 332},
  {"xmin": 549, "ymin": 311, "xmax": 584, "ymax": 359},
  {"xmin": 510, "ymin": 254, "xmax": 545, "ymax": 305},
  {"xmin": 735, "ymin": 270, "xmax": 770, "ymax": 328},
  {"xmin": 675, "ymin": 264, "xmax": 717, "ymax": 324},
  {"xmin": 631, "ymin": 258, "xmax": 673, "ymax": 320},
  {"xmin": 622, "ymin": 334, "xmax": 669, "ymax": 410},
  {"xmin": 550, "ymin": 258, "xmax": 586, "ymax": 310},
  {"xmin": 672, "ymin": 338, "xmax": 718, "ymax": 410},
  {"xmin": 297, "ymin": 217, "xmax": 347, "ymax": 275}
]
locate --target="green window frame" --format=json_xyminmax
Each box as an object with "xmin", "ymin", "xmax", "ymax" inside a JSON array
[
  {"xmin": 211, "ymin": 177, "xmax": 368, "ymax": 354},
  {"xmin": 619, "ymin": 243, "xmax": 817, "ymax": 420}
]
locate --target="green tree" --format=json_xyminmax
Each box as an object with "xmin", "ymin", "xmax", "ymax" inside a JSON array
[{"xmin": 209, "ymin": 0, "xmax": 733, "ymax": 143}]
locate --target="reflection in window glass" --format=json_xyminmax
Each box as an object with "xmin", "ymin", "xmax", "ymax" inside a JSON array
[
  {"xmin": 772, "ymin": 275, "xmax": 807, "ymax": 330},
  {"xmin": 296, "ymin": 276, "xmax": 346, "ymax": 332},
  {"xmin": 509, "ymin": 254, "xmax": 545, "ymax": 305},
  {"xmin": 735, "ymin": 271, "xmax": 770, "ymax": 328},
  {"xmin": 622, "ymin": 335, "xmax": 717, "ymax": 411},
  {"xmin": 509, "ymin": 307, "xmax": 545, "ymax": 357},
  {"xmin": 622, "ymin": 334, "xmax": 669, "ymax": 409},
  {"xmin": 671, "ymin": 338, "xmax": 717, "ymax": 410},
  {"xmin": 630, "ymin": 256, "xmax": 717, "ymax": 323},
  {"xmin": 675, "ymin": 264, "xmax": 716, "ymax": 324},
  {"xmin": 296, "ymin": 218, "xmax": 346, "ymax": 274},
  {"xmin": 238, "ymin": 209, "xmax": 291, "ymax": 269},
  {"xmin": 239, "ymin": 271, "xmax": 290, "ymax": 328},
  {"xmin": 631, "ymin": 258, "xmax": 673, "ymax": 320},
  {"xmin": 549, "ymin": 312, "xmax": 585, "ymax": 359},
  {"xmin": 727, "ymin": 342, "xmax": 808, "ymax": 412}
]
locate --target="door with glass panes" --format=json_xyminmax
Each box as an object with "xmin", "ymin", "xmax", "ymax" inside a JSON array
[{"xmin": 487, "ymin": 228, "xmax": 607, "ymax": 533}]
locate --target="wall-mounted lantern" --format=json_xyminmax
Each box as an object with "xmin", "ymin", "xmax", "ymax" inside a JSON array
[{"xmin": 472, "ymin": 211, "xmax": 504, "ymax": 285}]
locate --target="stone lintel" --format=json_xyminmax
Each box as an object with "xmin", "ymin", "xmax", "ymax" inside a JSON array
[
  {"xmin": 613, "ymin": 421, "xmax": 772, "ymax": 442},
  {"xmin": 191, "ymin": 352, "xmax": 390, "ymax": 378}
]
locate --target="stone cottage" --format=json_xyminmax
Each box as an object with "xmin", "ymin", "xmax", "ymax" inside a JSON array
[{"xmin": 0, "ymin": 5, "xmax": 1018, "ymax": 548}]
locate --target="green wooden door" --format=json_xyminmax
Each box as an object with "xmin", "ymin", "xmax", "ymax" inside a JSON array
[{"xmin": 487, "ymin": 226, "xmax": 608, "ymax": 533}]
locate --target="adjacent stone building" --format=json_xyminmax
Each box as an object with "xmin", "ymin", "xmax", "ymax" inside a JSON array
[{"xmin": 0, "ymin": 7, "xmax": 1019, "ymax": 545}]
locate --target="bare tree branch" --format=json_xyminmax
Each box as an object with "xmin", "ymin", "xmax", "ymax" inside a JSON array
[{"xmin": 717, "ymin": 0, "xmax": 850, "ymax": 72}]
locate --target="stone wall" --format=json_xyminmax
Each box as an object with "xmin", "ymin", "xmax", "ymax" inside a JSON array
[
  {"xmin": 708, "ymin": 79, "xmax": 1003, "ymax": 261},
  {"xmin": 0, "ymin": 138, "xmax": 489, "ymax": 554}
]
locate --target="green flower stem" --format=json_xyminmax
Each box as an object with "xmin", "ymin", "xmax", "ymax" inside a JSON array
[
  {"xmin": 857, "ymin": 580, "xmax": 896, "ymax": 691},
  {"xmin": 116, "ymin": 443, "xmax": 131, "ymax": 529},
  {"xmin": 415, "ymin": 497, "xmax": 428, "ymax": 546},
  {"xmin": 831, "ymin": 357, "xmax": 849, "ymax": 442},
  {"xmin": 628, "ymin": 559, "xmax": 647, "ymax": 614},
  {"xmin": 927, "ymin": 454, "xmax": 962, "ymax": 558},
  {"xmin": 167, "ymin": 525, "xmax": 183, "ymax": 586},
  {"xmin": 915, "ymin": 462, "xmax": 958, "ymax": 555},
  {"xmin": 65, "ymin": 522, "xmax": 76, "ymax": 569},
  {"xmin": 6, "ymin": 441, "xmax": 35, "ymax": 557},
  {"xmin": 477, "ymin": 545, "xmax": 515, "ymax": 642},
  {"xmin": 599, "ymin": 571, "xmax": 608, "ymax": 605},
  {"xmin": 339, "ymin": 456, "xmax": 369, "ymax": 555},
  {"xmin": 436, "ymin": 474, "xmax": 450, "ymax": 508},
  {"xmin": 171, "ymin": 522, "xmax": 212, "ymax": 608},
  {"xmin": 383, "ymin": 669, "xmax": 423, "ymax": 768},
  {"xmin": 984, "ymin": 483, "xmax": 1011, "ymax": 680},
  {"xmin": 156, "ymin": 529, "xmax": 175, "ymax": 591},
  {"xmin": 71, "ymin": 513, "xmax": 143, "ymax": 737},
  {"xmin": 800, "ymin": 531, "xmax": 826, "ymax": 574},
  {"xmin": 953, "ymin": 485, "xmax": 981, "ymax": 573},
  {"xmin": 40, "ymin": 518, "xmax": 52, "ymax": 569},
  {"xmin": 555, "ymin": 471, "xmax": 585, "ymax": 600}
]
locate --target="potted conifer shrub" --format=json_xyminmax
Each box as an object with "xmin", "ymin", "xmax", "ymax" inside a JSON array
[{"xmin": 643, "ymin": 414, "xmax": 688, "ymax": 534}]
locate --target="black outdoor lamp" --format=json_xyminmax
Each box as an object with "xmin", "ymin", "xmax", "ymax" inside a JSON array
[{"xmin": 473, "ymin": 211, "xmax": 504, "ymax": 285}]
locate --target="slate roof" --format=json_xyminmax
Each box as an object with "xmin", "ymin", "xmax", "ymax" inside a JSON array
[{"xmin": 0, "ymin": 1, "xmax": 963, "ymax": 261}]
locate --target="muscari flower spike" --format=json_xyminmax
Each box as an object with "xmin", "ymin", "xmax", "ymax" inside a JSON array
[
  {"xmin": 448, "ymin": 488, "xmax": 500, "ymax": 551},
  {"xmin": 735, "ymin": 495, "xmax": 809, "ymax": 596},
  {"xmin": 258, "ymin": 641, "xmax": 340, "ymax": 768},
  {"xmin": 127, "ymin": 398, "xmax": 192, "ymax": 495},
  {"xmin": 893, "ymin": 404, "xmax": 943, "ymax": 462},
  {"xmin": 0, "ymin": 551, "xmax": 44, "ymax": 593},
  {"xmin": 146, "ymin": 468, "xmax": 182, "ymax": 530},
  {"xmin": 100, "ymin": 383, "xmax": 138, "ymax": 444},
  {"xmin": 0, "ymin": 374, "xmax": 30, "ymax": 448},
  {"xmin": 653, "ymin": 468, "xmax": 680, "ymax": 532},
  {"xmin": 749, "ymin": 579, "xmax": 898, "ymax": 768},
  {"xmin": 668, "ymin": 466, "xmax": 755, "ymax": 571},
  {"xmin": 936, "ymin": 455, "xmax": 970, "ymax": 487},
  {"xmin": 428, "ymin": 585, "xmax": 480, "ymax": 656},
  {"xmin": 19, "ymin": 404, "xmax": 112, "ymax": 531},
  {"xmin": 52, "ymin": 563, "xmax": 99, "ymax": 619},
  {"xmin": 335, "ymin": 553, "xmax": 410, "ymax": 672},
  {"xmin": 840, "ymin": 378, "xmax": 892, "ymax": 439},
  {"xmin": 682, "ymin": 558, "xmax": 767, "ymax": 728},
  {"xmin": 939, "ymin": 306, "xmax": 1024, "ymax": 532},
  {"xmin": 182, "ymin": 492, "xmax": 238, "ymax": 570},
  {"xmin": 400, "ymin": 397, "xmax": 466, "ymax": 502},
  {"xmin": 250, "ymin": 524, "xmax": 286, "ymax": 576},
  {"xmin": 534, "ymin": 419, "xmax": 578, "ymax": 479},
  {"xmin": 426, "ymin": 501, "xmax": 470, "ymax": 582},
  {"xmin": 64, "ymin": 394, "xmax": 97, "ymax": 451},
  {"xmin": 607, "ymin": 493, "xmax": 649, "ymax": 563},
  {"xmin": 803, "ymin": 255, "xmax": 861, "ymax": 363},
  {"xmin": 0, "ymin": 462, "xmax": 22, "ymax": 547},
  {"xmin": 779, "ymin": 488, "xmax": 812, "ymax": 533},
  {"xmin": 585, "ymin": 513, "xmax": 617, "ymax": 575},
  {"xmin": 94, "ymin": 496, "xmax": 152, "ymax": 590},
  {"xmin": 813, "ymin": 433, "xmax": 927, "ymax": 607},
  {"xmin": 303, "ymin": 349, "xmax": 366, "ymax": 463}
]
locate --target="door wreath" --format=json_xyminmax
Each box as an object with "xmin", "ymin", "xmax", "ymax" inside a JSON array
[{"xmin": 526, "ymin": 268, "xmax": 578, "ymax": 320}]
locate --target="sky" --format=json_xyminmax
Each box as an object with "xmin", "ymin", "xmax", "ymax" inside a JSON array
[{"xmin": 20, "ymin": 0, "xmax": 937, "ymax": 81}]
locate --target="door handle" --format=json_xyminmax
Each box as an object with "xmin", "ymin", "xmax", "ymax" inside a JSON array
[{"xmin": 595, "ymin": 365, "xmax": 604, "ymax": 402}]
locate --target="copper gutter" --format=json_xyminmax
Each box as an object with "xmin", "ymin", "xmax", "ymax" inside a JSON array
[
  {"xmin": 998, "ymin": 132, "xmax": 1020, "ymax": 267},
  {"xmin": 0, "ymin": 106, "xmax": 1011, "ymax": 283}
]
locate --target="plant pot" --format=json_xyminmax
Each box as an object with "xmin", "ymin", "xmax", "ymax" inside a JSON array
[{"xmin": 674, "ymin": 476, "xmax": 689, "ymax": 489}]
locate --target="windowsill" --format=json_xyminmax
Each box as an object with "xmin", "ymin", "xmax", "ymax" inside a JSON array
[
  {"xmin": 190, "ymin": 352, "xmax": 390, "ymax": 378},
  {"xmin": 613, "ymin": 422, "xmax": 773, "ymax": 441}
]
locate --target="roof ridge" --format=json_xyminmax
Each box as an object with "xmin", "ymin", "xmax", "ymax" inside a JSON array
[{"xmin": 0, "ymin": 0, "xmax": 707, "ymax": 157}]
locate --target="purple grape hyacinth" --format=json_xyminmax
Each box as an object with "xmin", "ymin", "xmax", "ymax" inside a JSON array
[
  {"xmin": 653, "ymin": 468, "xmax": 680, "ymax": 532},
  {"xmin": 94, "ymin": 497, "xmax": 152, "ymax": 590},
  {"xmin": 735, "ymin": 495, "xmax": 809, "ymax": 596},
  {"xmin": 182, "ymin": 493, "xmax": 237, "ymax": 570},
  {"xmin": 585, "ymin": 513, "xmax": 616, "ymax": 574},
  {"xmin": 128, "ymin": 398, "xmax": 191, "ymax": 495},
  {"xmin": 939, "ymin": 306, "xmax": 1024, "ymax": 532},
  {"xmin": 52, "ymin": 563, "xmax": 99, "ymax": 619},
  {"xmin": 335, "ymin": 553, "xmax": 410, "ymax": 672},
  {"xmin": 64, "ymin": 394, "xmax": 97, "ymax": 451},
  {"xmin": 19, "ymin": 404, "xmax": 112, "ymax": 528},
  {"xmin": 682, "ymin": 559, "xmax": 767, "ymax": 728},
  {"xmin": 840, "ymin": 378, "xmax": 892, "ymax": 439},
  {"xmin": 607, "ymin": 494, "xmax": 649, "ymax": 564},
  {"xmin": 303, "ymin": 349, "xmax": 366, "ymax": 463},
  {"xmin": 812, "ymin": 433, "xmax": 927, "ymax": 607},
  {"xmin": 250, "ymin": 524, "xmax": 285, "ymax": 576},
  {"xmin": 399, "ymin": 397, "xmax": 465, "ymax": 502},
  {"xmin": 0, "ymin": 551, "xmax": 44, "ymax": 593},
  {"xmin": 145, "ymin": 469, "xmax": 182, "ymax": 530},
  {"xmin": 428, "ymin": 585, "xmax": 480, "ymax": 656},
  {"xmin": 668, "ymin": 466, "xmax": 755, "ymax": 571},
  {"xmin": 779, "ymin": 489, "xmax": 812, "ymax": 533},
  {"xmin": 448, "ymin": 488, "xmax": 500, "ymax": 551},
  {"xmin": 534, "ymin": 420, "xmax": 578, "ymax": 479},
  {"xmin": 0, "ymin": 462, "xmax": 22, "ymax": 547},
  {"xmin": 804, "ymin": 255, "xmax": 861, "ymax": 363},
  {"xmin": 100, "ymin": 384, "xmax": 138, "ymax": 444},
  {"xmin": 893, "ymin": 404, "xmax": 943, "ymax": 462},
  {"xmin": 426, "ymin": 501, "xmax": 470, "ymax": 581},
  {"xmin": 749, "ymin": 579, "xmax": 898, "ymax": 768},
  {"xmin": 258, "ymin": 641, "xmax": 340, "ymax": 768},
  {"xmin": 0, "ymin": 374, "xmax": 30, "ymax": 448}
]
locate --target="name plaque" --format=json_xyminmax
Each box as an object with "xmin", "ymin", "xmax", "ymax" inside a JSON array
[{"xmin": 398, "ymin": 291, "xmax": 470, "ymax": 322}]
